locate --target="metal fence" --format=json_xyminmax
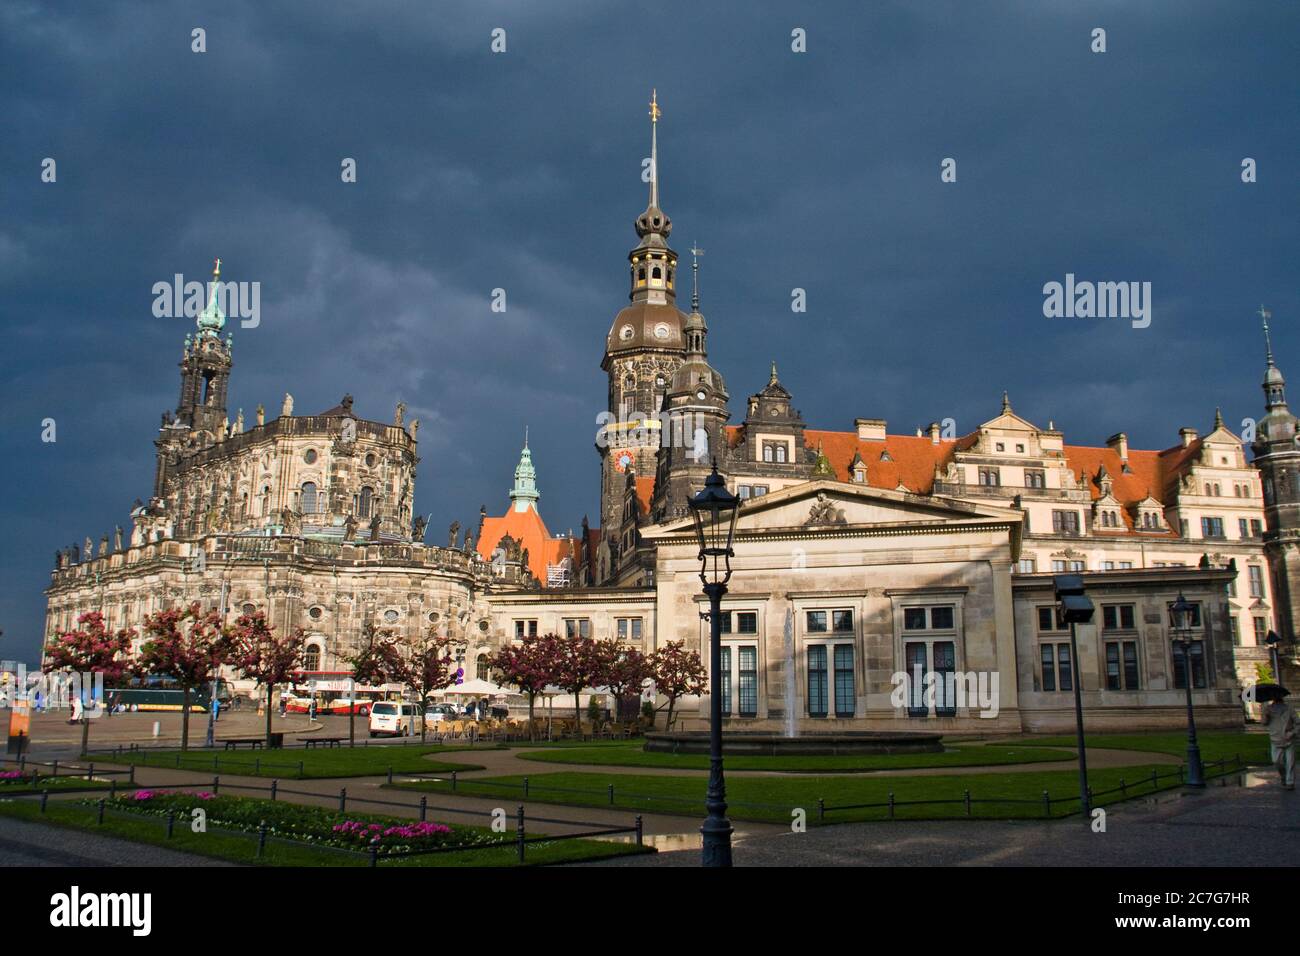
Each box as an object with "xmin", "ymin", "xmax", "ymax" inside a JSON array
[{"xmin": 6, "ymin": 777, "xmax": 644, "ymax": 866}]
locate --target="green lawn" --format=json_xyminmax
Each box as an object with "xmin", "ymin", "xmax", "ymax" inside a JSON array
[
  {"xmin": 0, "ymin": 775, "xmax": 136, "ymax": 796},
  {"xmin": 1007, "ymin": 731, "xmax": 1269, "ymax": 765},
  {"xmin": 88, "ymin": 744, "xmax": 493, "ymax": 779},
  {"xmin": 0, "ymin": 794, "xmax": 650, "ymax": 867},
  {"xmin": 392, "ymin": 760, "xmax": 1244, "ymax": 824},
  {"xmin": 515, "ymin": 742, "xmax": 1077, "ymax": 773}
]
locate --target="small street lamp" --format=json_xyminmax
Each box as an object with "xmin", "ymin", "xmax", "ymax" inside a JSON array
[
  {"xmin": 1054, "ymin": 574, "xmax": 1094, "ymax": 817},
  {"xmin": 1265, "ymin": 630, "xmax": 1281, "ymax": 682},
  {"xmin": 688, "ymin": 462, "xmax": 740, "ymax": 868},
  {"xmin": 1170, "ymin": 592, "xmax": 1206, "ymax": 788}
]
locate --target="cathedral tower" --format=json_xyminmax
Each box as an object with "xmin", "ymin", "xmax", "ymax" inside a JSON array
[
  {"xmin": 652, "ymin": 246, "xmax": 731, "ymax": 521},
  {"xmin": 598, "ymin": 92, "xmax": 689, "ymax": 541},
  {"xmin": 1251, "ymin": 307, "xmax": 1300, "ymax": 668},
  {"xmin": 154, "ymin": 258, "xmax": 233, "ymax": 497}
]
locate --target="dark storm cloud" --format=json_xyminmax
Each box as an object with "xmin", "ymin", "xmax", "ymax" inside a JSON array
[{"xmin": 1, "ymin": 0, "xmax": 1296, "ymax": 662}]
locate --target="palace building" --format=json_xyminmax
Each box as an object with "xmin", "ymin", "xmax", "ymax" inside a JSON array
[{"xmin": 44, "ymin": 97, "xmax": 1298, "ymax": 733}]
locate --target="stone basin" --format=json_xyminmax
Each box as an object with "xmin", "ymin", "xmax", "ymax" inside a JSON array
[{"xmin": 643, "ymin": 730, "xmax": 943, "ymax": 757}]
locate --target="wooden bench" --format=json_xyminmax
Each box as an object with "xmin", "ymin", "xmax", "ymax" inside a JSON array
[
  {"xmin": 220, "ymin": 732, "xmax": 284, "ymax": 750},
  {"xmin": 299, "ymin": 736, "xmax": 345, "ymax": 749}
]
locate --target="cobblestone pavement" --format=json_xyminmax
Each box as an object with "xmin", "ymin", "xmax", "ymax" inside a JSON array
[
  {"xmin": 579, "ymin": 772, "xmax": 1300, "ymax": 866},
  {"xmin": 0, "ymin": 815, "xmax": 234, "ymax": 866}
]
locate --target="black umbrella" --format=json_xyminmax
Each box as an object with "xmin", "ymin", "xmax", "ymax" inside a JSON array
[{"xmin": 1254, "ymin": 683, "xmax": 1291, "ymax": 702}]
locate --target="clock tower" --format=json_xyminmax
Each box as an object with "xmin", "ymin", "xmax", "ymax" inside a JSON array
[{"xmin": 597, "ymin": 91, "xmax": 688, "ymax": 559}]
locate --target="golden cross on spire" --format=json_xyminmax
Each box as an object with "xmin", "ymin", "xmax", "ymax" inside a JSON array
[
  {"xmin": 213, "ymin": 256, "xmax": 222, "ymax": 280},
  {"xmin": 649, "ymin": 89, "xmax": 661, "ymax": 123}
]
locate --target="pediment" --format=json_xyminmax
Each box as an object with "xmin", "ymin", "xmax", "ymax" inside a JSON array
[{"xmin": 644, "ymin": 479, "xmax": 1023, "ymax": 540}]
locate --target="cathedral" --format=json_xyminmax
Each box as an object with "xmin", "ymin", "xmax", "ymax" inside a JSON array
[{"xmin": 43, "ymin": 97, "xmax": 1300, "ymax": 734}]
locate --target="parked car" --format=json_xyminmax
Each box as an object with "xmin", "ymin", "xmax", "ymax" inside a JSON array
[
  {"xmin": 369, "ymin": 701, "xmax": 420, "ymax": 737},
  {"xmin": 423, "ymin": 704, "xmax": 457, "ymax": 725}
]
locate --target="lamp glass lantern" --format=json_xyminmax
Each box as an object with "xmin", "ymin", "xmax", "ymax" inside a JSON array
[{"xmin": 689, "ymin": 464, "xmax": 740, "ymax": 587}]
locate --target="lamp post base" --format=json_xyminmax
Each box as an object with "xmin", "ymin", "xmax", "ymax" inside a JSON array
[
  {"xmin": 1185, "ymin": 741, "xmax": 1206, "ymax": 788},
  {"xmin": 701, "ymin": 816, "xmax": 734, "ymax": 867}
]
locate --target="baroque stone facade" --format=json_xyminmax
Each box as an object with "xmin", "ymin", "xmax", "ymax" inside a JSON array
[{"xmin": 44, "ymin": 97, "xmax": 1296, "ymax": 734}]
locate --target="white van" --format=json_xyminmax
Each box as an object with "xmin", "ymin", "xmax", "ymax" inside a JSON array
[{"xmin": 368, "ymin": 701, "xmax": 420, "ymax": 737}]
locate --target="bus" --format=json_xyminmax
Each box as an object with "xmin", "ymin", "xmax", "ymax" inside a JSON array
[
  {"xmin": 282, "ymin": 671, "xmax": 401, "ymax": 716},
  {"xmin": 108, "ymin": 676, "xmax": 236, "ymax": 713}
]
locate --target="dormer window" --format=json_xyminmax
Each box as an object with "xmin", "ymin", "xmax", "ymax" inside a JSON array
[
  {"xmin": 995, "ymin": 443, "xmax": 1005, "ymax": 452},
  {"xmin": 853, "ymin": 465, "xmax": 867, "ymax": 483}
]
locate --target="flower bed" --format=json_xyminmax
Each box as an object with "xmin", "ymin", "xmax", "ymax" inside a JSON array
[
  {"xmin": 0, "ymin": 771, "xmax": 33, "ymax": 785},
  {"xmin": 95, "ymin": 790, "xmax": 498, "ymax": 856}
]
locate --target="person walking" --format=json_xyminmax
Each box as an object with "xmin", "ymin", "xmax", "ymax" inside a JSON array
[
  {"xmin": 211, "ymin": 696, "xmax": 221, "ymax": 723},
  {"xmin": 1264, "ymin": 695, "xmax": 1297, "ymax": 790}
]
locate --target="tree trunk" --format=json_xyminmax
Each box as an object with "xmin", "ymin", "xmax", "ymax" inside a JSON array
[
  {"xmin": 527, "ymin": 693, "xmax": 536, "ymax": 742},
  {"xmin": 574, "ymin": 692, "xmax": 582, "ymax": 739},
  {"xmin": 265, "ymin": 684, "xmax": 274, "ymax": 749},
  {"xmin": 349, "ymin": 677, "xmax": 356, "ymax": 748},
  {"xmin": 181, "ymin": 687, "xmax": 191, "ymax": 752},
  {"xmin": 420, "ymin": 692, "xmax": 427, "ymax": 744},
  {"xmin": 666, "ymin": 696, "xmax": 676, "ymax": 732}
]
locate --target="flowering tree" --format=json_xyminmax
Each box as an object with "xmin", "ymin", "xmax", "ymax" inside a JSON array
[
  {"xmin": 489, "ymin": 632, "xmax": 562, "ymax": 740},
  {"xmin": 344, "ymin": 620, "xmax": 404, "ymax": 745},
  {"xmin": 552, "ymin": 635, "xmax": 606, "ymax": 736},
  {"xmin": 137, "ymin": 603, "xmax": 231, "ymax": 751},
  {"xmin": 390, "ymin": 629, "xmax": 459, "ymax": 742},
  {"xmin": 597, "ymin": 642, "xmax": 653, "ymax": 725},
  {"xmin": 226, "ymin": 610, "xmax": 306, "ymax": 749},
  {"xmin": 42, "ymin": 611, "xmax": 136, "ymax": 755},
  {"xmin": 650, "ymin": 641, "xmax": 707, "ymax": 732}
]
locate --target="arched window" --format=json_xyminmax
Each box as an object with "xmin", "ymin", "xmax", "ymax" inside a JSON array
[
  {"xmin": 652, "ymin": 266, "xmax": 662, "ymax": 280},
  {"xmin": 637, "ymin": 267, "xmax": 646, "ymax": 282},
  {"xmin": 358, "ymin": 486, "xmax": 374, "ymax": 518},
  {"xmin": 259, "ymin": 485, "xmax": 271, "ymax": 516},
  {"xmin": 240, "ymin": 492, "xmax": 248, "ymax": 517},
  {"xmin": 763, "ymin": 445, "xmax": 774, "ymax": 463},
  {"xmin": 301, "ymin": 482, "xmax": 318, "ymax": 514},
  {"xmin": 303, "ymin": 644, "xmax": 321, "ymax": 671},
  {"xmin": 476, "ymin": 653, "xmax": 489, "ymax": 681},
  {"xmin": 775, "ymin": 444, "xmax": 787, "ymax": 463}
]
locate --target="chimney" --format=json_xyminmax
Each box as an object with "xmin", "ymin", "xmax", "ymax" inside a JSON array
[
  {"xmin": 927, "ymin": 422, "xmax": 941, "ymax": 444},
  {"xmin": 855, "ymin": 418, "xmax": 887, "ymax": 441},
  {"xmin": 1179, "ymin": 427, "xmax": 1198, "ymax": 448},
  {"xmin": 1106, "ymin": 432, "xmax": 1129, "ymax": 462}
]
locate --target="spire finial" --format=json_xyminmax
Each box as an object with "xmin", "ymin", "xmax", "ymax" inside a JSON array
[
  {"xmin": 524, "ymin": 425, "xmax": 529, "ymax": 449},
  {"xmin": 769, "ymin": 360, "xmax": 779, "ymax": 385},
  {"xmin": 213, "ymin": 257, "xmax": 221, "ymax": 281},
  {"xmin": 1001, "ymin": 391, "xmax": 1012, "ymax": 414},
  {"xmin": 647, "ymin": 90, "xmax": 661, "ymax": 210},
  {"xmin": 1214, "ymin": 406, "xmax": 1224, "ymax": 430},
  {"xmin": 690, "ymin": 242, "xmax": 704, "ymax": 312},
  {"xmin": 197, "ymin": 255, "xmax": 226, "ymax": 335},
  {"xmin": 1259, "ymin": 304, "xmax": 1275, "ymax": 366}
]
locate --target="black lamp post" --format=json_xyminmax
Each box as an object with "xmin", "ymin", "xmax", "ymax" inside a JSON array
[
  {"xmin": 688, "ymin": 462, "xmax": 740, "ymax": 868},
  {"xmin": 1054, "ymin": 574, "xmax": 1094, "ymax": 816},
  {"xmin": 1265, "ymin": 630, "xmax": 1281, "ymax": 682},
  {"xmin": 1170, "ymin": 592, "xmax": 1206, "ymax": 788}
]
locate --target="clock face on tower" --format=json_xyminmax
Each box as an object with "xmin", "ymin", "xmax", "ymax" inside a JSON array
[{"xmin": 613, "ymin": 451, "xmax": 635, "ymax": 473}]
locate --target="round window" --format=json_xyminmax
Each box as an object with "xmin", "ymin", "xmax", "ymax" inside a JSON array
[
  {"xmin": 365, "ymin": 453, "xmax": 376, "ymax": 467},
  {"xmin": 696, "ymin": 389, "xmax": 707, "ymax": 401},
  {"xmin": 241, "ymin": 603, "xmax": 256, "ymax": 616},
  {"xmin": 619, "ymin": 325, "xmax": 634, "ymax": 341},
  {"xmin": 653, "ymin": 323, "xmax": 670, "ymax": 340},
  {"xmin": 478, "ymin": 619, "xmax": 490, "ymax": 633},
  {"xmin": 383, "ymin": 609, "xmax": 399, "ymax": 623},
  {"xmin": 428, "ymin": 611, "xmax": 440, "ymax": 624},
  {"xmin": 308, "ymin": 606, "xmax": 323, "ymax": 620},
  {"xmin": 304, "ymin": 449, "xmax": 317, "ymax": 464}
]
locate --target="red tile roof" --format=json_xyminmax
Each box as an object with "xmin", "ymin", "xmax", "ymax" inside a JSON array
[{"xmin": 476, "ymin": 505, "xmax": 575, "ymax": 582}]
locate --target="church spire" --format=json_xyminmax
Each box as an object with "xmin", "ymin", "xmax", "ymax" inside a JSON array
[
  {"xmin": 510, "ymin": 434, "xmax": 541, "ymax": 513},
  {"xmin": 1260, "ymin": 305, "xmax": 1288, "ymax": 411},
  {"xmin": 629, "ymin": 90, "xmax": 677, "ymax": 305},
  {"xmin": 197, "ymin": 256, "xmax": 226, "ymax": 336},
  {"xmin": 690, "ymin": 242, "xmax": 704, "ymax": 313},
  {"xmin": 648, "ymin": 89, "xmax": 661, "ymax": 210}
]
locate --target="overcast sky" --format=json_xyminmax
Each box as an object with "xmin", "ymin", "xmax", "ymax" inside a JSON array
[{"xmin": 1, "ymin": 0, "xmax": 1296, "ymax": 664}]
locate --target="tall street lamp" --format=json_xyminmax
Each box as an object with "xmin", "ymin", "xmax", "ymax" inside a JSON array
[
  {"xmin": 1054, "ymin": 574, "xmax": 1094, "ymax": 817},
  {"xmin": 688, "ymin": 463, "xmax": 740, "ymax": 868},
  {"xmin": 1170, "ymin": 591, "xmax": 1206, "ymax": 788}
]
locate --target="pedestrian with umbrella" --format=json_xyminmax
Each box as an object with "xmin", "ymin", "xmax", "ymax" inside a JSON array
[{"xmin": 1257, "ymin": 683, "xmax": 1296, "ymax": 790}]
